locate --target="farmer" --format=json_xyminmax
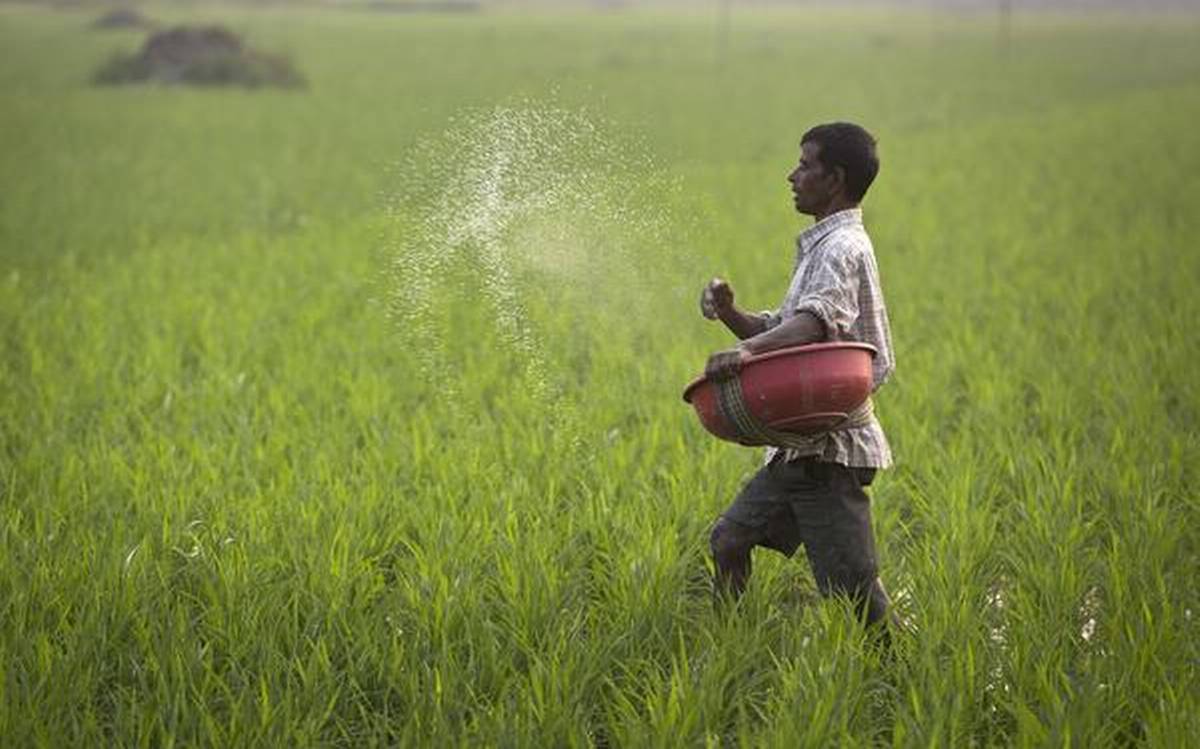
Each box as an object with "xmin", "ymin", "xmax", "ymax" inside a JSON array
[{"xmin": 700, "ymin": 122, "xmax": 896, "ymax": 629}]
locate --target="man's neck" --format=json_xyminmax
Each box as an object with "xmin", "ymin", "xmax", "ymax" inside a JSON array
[{"xmin": 813, "ymin": 197, "xmax": 859, "ymax": 222}]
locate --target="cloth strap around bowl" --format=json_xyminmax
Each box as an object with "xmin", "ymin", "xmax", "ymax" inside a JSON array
[{"xmin": 714, "ymin": 376, "xmax": 874, "ymax": 450}]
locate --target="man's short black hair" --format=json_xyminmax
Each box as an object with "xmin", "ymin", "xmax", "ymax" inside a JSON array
[{"xmin": 801, "ymin": 122, "xmax": 879, "ymax": 202}]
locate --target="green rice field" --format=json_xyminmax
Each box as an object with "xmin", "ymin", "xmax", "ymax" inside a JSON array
[{"xmin": 2, "ymin": 2, "xmax": 1199, "ymax": 745}]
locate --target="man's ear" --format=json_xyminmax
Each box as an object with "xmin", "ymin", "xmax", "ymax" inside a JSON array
[{"xmin": 830, "ymin": 165, "xmax": 847, "ymax": 197}]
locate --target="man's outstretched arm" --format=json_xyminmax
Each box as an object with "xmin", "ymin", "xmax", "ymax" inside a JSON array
[
  {"xmin": 739, "ymin": 311, "xmax": 826, "ymax": 355},
  {"xmin": 717, "ymin": 306, "xmax": 772, "ymax": 340}
]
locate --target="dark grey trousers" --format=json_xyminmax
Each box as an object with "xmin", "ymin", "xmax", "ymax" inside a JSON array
[{"xmin": 709, "ymin": 457, "xmax": 892, "ymax": 626}]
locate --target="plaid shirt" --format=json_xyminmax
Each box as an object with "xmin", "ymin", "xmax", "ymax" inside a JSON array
[{"xmin": 761, "ymin": 207, "xmax": 895, "ymax": 469}]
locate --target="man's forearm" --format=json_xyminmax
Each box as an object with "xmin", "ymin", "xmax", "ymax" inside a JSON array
[
  {"xmin": 718, "ymin": 306, "xmax": 771, "ymax": 340},
  {"xmin": 739, "ymin": 311, "xmax": 826, "ymax": 355}
]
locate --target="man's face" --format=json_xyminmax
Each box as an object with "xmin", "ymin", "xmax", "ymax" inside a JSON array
[{"xmin": 787, "ymin": 141, "xmax": 835, "ymax": 216}]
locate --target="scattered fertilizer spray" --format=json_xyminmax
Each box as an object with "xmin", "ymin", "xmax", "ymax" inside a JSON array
[{"xmin": 384, "ymin": 104, "xmax": 683, "ymax": 444}]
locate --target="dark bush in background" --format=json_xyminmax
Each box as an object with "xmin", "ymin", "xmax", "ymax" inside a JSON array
[{"xmin": 93, "ymin": 25, "xmax": 305, "ymax": 88}]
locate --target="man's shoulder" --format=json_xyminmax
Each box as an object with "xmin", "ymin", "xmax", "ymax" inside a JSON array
[
  {"xmin": 816, "ymin": 225, "xmax": 872, "ymax": 263},
  {"xmin": 829, "ymin": 221, "xmax": 872, "ymax": 246}
]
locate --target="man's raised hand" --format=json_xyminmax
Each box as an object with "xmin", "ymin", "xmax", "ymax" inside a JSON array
[{"xmin": 700, "ymin": 277, "xmax": 735, "ymax": 320}]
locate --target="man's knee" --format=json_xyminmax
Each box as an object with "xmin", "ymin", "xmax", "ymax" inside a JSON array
[{"xmin": 709, "ymin": 516, "xmax": 753, "ymax": 564}]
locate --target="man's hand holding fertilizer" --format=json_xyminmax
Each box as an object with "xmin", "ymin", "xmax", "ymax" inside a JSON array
[{"xmin": 697, "ymin": 122, "xmax": 899, "ymax": 633}]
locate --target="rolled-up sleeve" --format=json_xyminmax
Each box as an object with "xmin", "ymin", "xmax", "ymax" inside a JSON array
[{"xmin": 792, "ymin": 243, "xmax": 861, "ymax": 339}]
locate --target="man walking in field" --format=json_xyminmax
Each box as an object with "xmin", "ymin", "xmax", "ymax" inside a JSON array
[{"xmin": 701, "ymin": 122, "xmax": 896, "ymax": 629}]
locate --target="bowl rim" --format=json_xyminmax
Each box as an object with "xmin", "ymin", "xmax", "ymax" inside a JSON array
[{"xmin": 682, "ymin": 341, "xmax": 878, "ymax": 403}]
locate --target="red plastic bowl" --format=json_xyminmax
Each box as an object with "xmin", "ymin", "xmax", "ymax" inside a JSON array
[{"xmin": 682, "ymin": 342, "xmax": 877, "ymax": 445}]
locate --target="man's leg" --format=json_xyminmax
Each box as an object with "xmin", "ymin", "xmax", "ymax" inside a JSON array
[
  {"xmin": 710, "ymin": 463, "xmax": 805, "ymax": 601},
  {"xmin": 792, "ymin": 463, "xmax": 894, "ymax": 628}
]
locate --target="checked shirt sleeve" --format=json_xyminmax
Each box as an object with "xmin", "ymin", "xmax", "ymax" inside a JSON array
[{"xmin": 791, "ymin": 241, "xmax": 862, "ymax": 340}]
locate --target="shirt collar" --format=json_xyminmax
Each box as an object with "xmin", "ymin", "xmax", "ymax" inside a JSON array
[{"xmin": 795, "ymin": 207, "xmax": 863, "ymax": 257}]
